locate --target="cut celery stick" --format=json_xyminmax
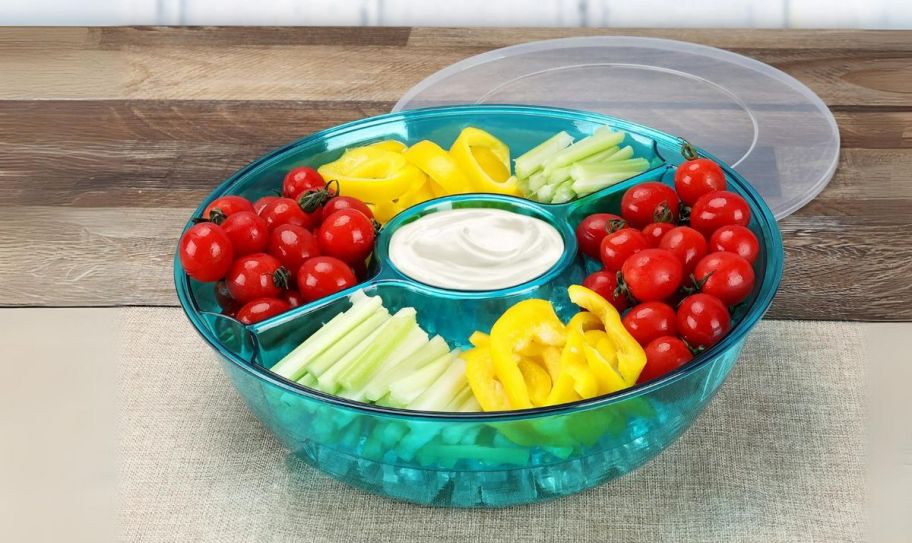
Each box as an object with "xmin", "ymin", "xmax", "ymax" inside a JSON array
[
  {"xmin": 535, "ymin": 182, "xmax": 557, "ymax": 203},
  {"xmin": 335, "ymin": 308, "xmax": 418, "ymax": 392},
  {"xmin": 550, "ymin": 179, "xmax": 576, "ymax": 204},
  {"xmin": 298, "ymin": 373, "xmax": 317, "ymax": 387},
  {"xmin": 604, "ymin": 144, "xmax": 634, "ymax": 162},
  {"xmin": 459, "ymin": 393, "xmax": 481, "ymax": 413},
  {"xmin": 579, "ymin": 145, "xmax": 620, "ymax": 164},
  {"xmin": 444, "ymin": 386, "xmax": 474, "ymax": 412},
  {"xmin": 270, "ymin": 294, "xmax": 383, "ymax": 380},
  {"xmin": 526, "ymin": 171, "xmax": 548, "ymax": 193},
  {"xmin": 305, "ymin": 308, "xmax": 390, "ymax": 377},
  {"xmin": 545, "ymin": 165, "xmax": 572, "ymax": 186},
  {"xmin": 572, "ymin": 172, "xmax": 640, "ymax": 197},
  {"xmin": 408, "ymin": 358, "xmax": 467, "ymax": 412},
  {"xmin": 543, "ymin": 127, "xmax": 624, "ymax": 173},
  {"xmin": 315, "ymin": 316, "xmax": 392, "ymax": 393},
  {"xmin": 387, "ymin": 353, "xmax": 452, "ymax": 407},
  {"xmin": 362, "ymin": 335, "xmax": 450, "ymax": 402},
  {"xmin": 514, "ymin": 131, "xmax": 573, "ymax": 179},
  {"xmin": 340, "ymin": 324, "xmax": 428, "ymax": 401},
  {"xmin": 572, "ymin": 158, "xmax": 650, "ymax": 178}
]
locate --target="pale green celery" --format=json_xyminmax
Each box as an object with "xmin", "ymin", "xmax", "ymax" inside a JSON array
[
  {"xmin": 270, "ymin": 294, "xmax": 383, "ymax": 380},
  {"xmin": 335, "ymin": 308, "xmax": 418, "ymax": 393},
  {"xmin": 572, "ymin": 158, "xmax": 650, "ymax": 178},
  {"xmin": 515, "ymin": 175, "xmax": 529, "ymax": 196},
  {"xmin": 604, "ymin": 145, "xmax": 634, "ymax": 162},
  {"xmin": 387, "ymin": 353, "xmax": 452, "ymax": 407},
  {"xmin": 542, "ymin": 127, "xmax": 624, "ymax": 172},
  {"xmin": 444, "ymin": 386, "xmax": 474, "ymax": 412},
  {"xmin": 550, "ymin": 179, "xmax": 576, "ymax": 204},
  {"xmin": 297, "ymin": 373, "xmax": 318, "ymax": 387},
  {"xmin": 408, "ymin": 358, "xmax": 467, "ymax": 412},
  {"xmin": 315, "ymin": 317, "xmax": 391, "ymax": 393},
  {"xmin": 306, "ymin": 308, "xmax": 390, "ymax": 376},
  {"xmin": 579, "ymin": 145, "xmax": 620, "ymax": 164},
  {"xmin": 343, "ymin": 324, "xmax": 428, "ymax": 401},
  {"xmin": 362, "ymin": 334, "xmax": 450, "ymax": 402},
  {"xmin": 572, "ymin": 172, "xmax": 639, "ymax": 197},
  {"xmin": 514, "ymin": 130, "xmax": 573, "ymax": 179},
  {"xmin": 526, "ymin": 171, "xmax": 548, "ymax": 193},
  {"xmin": 535, "ymin": 182, "xmax": 557, "ymax": 203},
  {"xmin": 545, "ymin": 165, "xmax": 572, "ymax": 186},
  {"xmin": 458, "ymin": 393, "xmax": 481, "ymax": 413}
]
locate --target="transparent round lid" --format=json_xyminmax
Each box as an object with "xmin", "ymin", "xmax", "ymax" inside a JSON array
[{"xmin": 393, "ymin": 36, "xmax": 839, "ymax": 220}]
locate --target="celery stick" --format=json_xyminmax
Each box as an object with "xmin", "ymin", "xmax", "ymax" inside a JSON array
[
  {"xmin": 603, "ymin": 144, "xmax": 634, "ymax": 162},
  {"xmin": 444, "ymin": 386, "xmax": 474, "ymax": 412},
  {"xmin": 570, "ymin": 159, "xmax": 650, "ymax": 182},
  {"xmin": 362, "ymin": 335, "xmax": 449, "ymax": 402},
  {"xmin": 550, "ymin": 179, "xmax": 576, "ymax": 204},
  {"xmin": 270, "ymin": 294, "xmax": 383, "ymax": 380},
  {"xmin": 408, "ymin": 358, "xmax": 467, "ymax": 412},
  {"xmin": 297, "ymin": 373, "xmax": 317, "ymax": 387},
  {"xmin": 514, "ymin": 131, "xmax": 573, "ymax": 179},
  {"xmin": 535, "ymin": 182, "xmax": 557, "ymax": 203},
  {"xmin": 458, "ymin": 393, "xmax": 481, "ymax": 413},
  {"xmin": 542, "ymin": 127, "xmax": 624, "ymax": 172},
  {"xmin": 387, "ymin": 353, "xmax": 452, "ymax": 407},
  {"xmin": 579, "ymin": 145, "xmax": 620, "ymax": 164},
  {"xmin": 526, "ymin": 171, "xmax": 548, "ymax": 193},
  {"xmin": 315, "ymin": 317, "xmax": 391, "ymax": 393},
  {"xmin": 335, "ymin": 308, "xmax": 418, "ymax": 392},
  {"xmin": 341, "ymin": 324, "xmax": 428, "ymax": 401},
  {"xmin": 306, "ymin": 308, "xmax": 390, "ymax": 377},
  {"xmin": 572, "ymin": 172, "xmax": 639, "ymax": 197},
  {"xmin": 545, "ymin": 165, "xmax": 572, "ymax": 186}
]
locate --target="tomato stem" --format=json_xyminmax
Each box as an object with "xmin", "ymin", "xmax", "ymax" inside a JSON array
[
  {"xmin": 681, "ymin": 140, "xmax": 699, "ymax": 161},
  {"xmin": 653, "ymin": 202, "xmax": 674, "ymax": 224},
  {"xmin": 273, "ymin": 267, "xmax": 291, "ymax": 290},
  {"xmin": 612, "ymin": 271, "xmax": 637, "ymax": 305},
  {"xmin": 605, "ymin": 218, "xmax": 627, "ymax": 234}
]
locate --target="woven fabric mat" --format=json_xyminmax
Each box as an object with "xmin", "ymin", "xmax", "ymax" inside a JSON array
[{"xmin": 119, "ymin": 309, "xmax": 864, "ymax": 542}]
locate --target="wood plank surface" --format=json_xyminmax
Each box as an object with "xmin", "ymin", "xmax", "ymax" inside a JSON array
[{"xmin": 0, "ymin": 27, "xmax": 909, "ymax": 321}]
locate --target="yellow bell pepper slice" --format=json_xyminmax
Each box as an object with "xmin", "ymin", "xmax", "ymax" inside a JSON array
[
  {"xmin": 546, "ymin": 312, "xmax": 600, "ymax": 404},
  {"xmin": 568, "ymin": 285, "xmax": 647, "ymax": 385},
  {"xmin": 517, "ymin": 358, "xmax": 552, "ymax": 407},
  {"xmin": 366, "ymin": 139, "xmax": 407, "ymax": 153},
  {"xmin": 318, "ymin": 147, "xmax": 426, "ymax": 206},
  {"xmin": 464, "ymin": 347, "xmax": 511, "ymax": 412},
  {"xmin": 582, "ymin": 330, "xmax": 629, "ymax": 395},
  {"xmin": 468, "ymin": 331, "xmax": 489, "ymax": 348},
  {"xmin": 396, "ymin": 179, "xmax": 436, "ymax": 209},
  {"xmin": 403, "ymin": 140, "xmax": 472, "ymax": 196},
  {"xmin": 449, "ymin": 127, "xmax": 521, "ymax": 196},
  {"xmin": 489, "ymin": 299, "xmax": 566, "ymax": 409}
]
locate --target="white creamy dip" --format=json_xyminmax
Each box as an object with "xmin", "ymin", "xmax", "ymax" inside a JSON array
[{"xmin": 388, "ymin": 208, "xmax": 564, "ymax": 291}]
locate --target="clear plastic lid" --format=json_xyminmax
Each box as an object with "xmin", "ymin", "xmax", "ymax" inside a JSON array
[{"xmin": 393, "ymin": 36, "xmax": 839, "ymax": 220}]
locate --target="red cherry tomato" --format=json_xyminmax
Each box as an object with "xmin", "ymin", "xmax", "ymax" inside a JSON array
[
  {"xmin": 575, "ymin": 213, "xmax": 626, "ymax": 259},
  {"xmin": 690, "ymin": 191, "xmax": 751, "ymax": 237},
  {"xmin": 202, "ymin": 195, "xmax": 254, "ymax": 224},
  {"xmin": 268, "ymin": 224, "xmax": 320, "ymax": 273},
  {"xmin": 179, "ymin": 222, "xmax": 234, "ymax": 282},
  {"xmin": 693, "ymin": 252, "xmax": 756, "ymax": 306},
  {"xmin": 600, "ymin": 228, "xmax": 649, "ymax": 272},
  {"xmin": 220, "ymin": 211, "xmax": 269, "ymax": 256},
  {"xmin": 582, "ymin": 270, "xmax": 630, "ymax": 312},
  {"xmin": 214, "ymin": 280, "xmax": 240, "ymax": 313},
  {"xmin": 225, "ymin": 253, "xmax": 289, "ymax": 303},
  {"xmin": 674, "ymin": 159, "xmax": 727, "ymax": 206},
  {"xmin": 620, "ymin": 182, "xmax": 680, "ymax": 228},
  {"xmin": 317, "ymin": 209, "xmax": 376, "ymax": 265},
  {"xmin": 677, "ymin": 293, "xmax": 731, "ymax": 349},
  {"xmin": 323, "ymin": 196, "xmax": 374, "ymax": 221},
  {"xmin": 260, "ymin": 197, "xmax": 320, "ymax": 231},
  {"xmin": 282, "ymin": 167, "xmax": 325, "ymax": 200},
  {"xmin": 622, "ymin": 302, "xmax": 678, "ymax": 346},
  {"xmin": 709, "ymin": 225, "xmax": 760, "ymax": 264},
  {"xmin": 638, "ymin": 336, "xmax": 694, "ymax": 383},
  {"xmin": 236, "ymin": 297, "xmax": 291, "ymax": 324},
  {"xmin": 642, "ymin": 222, "xmax": 675, "ymax": 248},
  {"xmin": 620, "ymin": 249, "xmax": 683, "ymax": 303},
  {"xmin": 253, "ymin": 195, "xmax": 278, "ymax": 216},
  {"xmin": 658, "ymin": 226, "xmax": 708, "ymax": 275},
  {"xmin": 280, "ymin": 290, "xmax": 305, "ymax": 308},
  {"xmin": 297, "ymin": 256, "xmax": 357, "ymax": 302}
]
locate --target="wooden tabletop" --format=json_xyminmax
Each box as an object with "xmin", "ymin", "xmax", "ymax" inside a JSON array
[{"xmin": 0, "ymin": 27, "xmax": 909, "ymax": 321}]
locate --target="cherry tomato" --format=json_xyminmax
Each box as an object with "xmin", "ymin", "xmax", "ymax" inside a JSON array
[
  {"xmin": 280, "ymin": 290, "xmax": 305, "ymax": 308},
  {"xmin": 214, "ymin": 280, "xmax": 240, "ymax": 313},
  {"xmin": 638, "ymin": 336, "xmax": 693, "ymax": 383},
  {"xmin": 297, "ymin": 256, "xmax": 357, "ymax": 302},
  {"xmin": 179, "ymin": 222, "xmax": 234, "ymax": 282},
  {"xmin": 323, "ymin": 196, "xmax": 374, "ymax": 221},
  {"xmin": 225, "ymin": 253, "xmax": 289, "ymax": 303},
  {"xmin": 620, "ymin": 249, "xmax": 683, "ymax": 303},
  {"xmin": 693, "ymin": 252, "xmax": 756, "ymax": 306},
  {"xmin": 317, "ymin": 209, "xmax": 376, "ymax": 265},
  {"xmin": 600, "ymin": 228, "xmax": 649, "ymax": 272},
  {"xmin": 202, "ymin": 195, "xmax": 254, "ymax": 224},
  {"xmin": 642, "ymin": 222, "xmax": 675, "ymax": 248},
  {"xmin": 253, "ymin": 195, "xmax": 278, "ymax": 216},
  {"xmin": 658, "ymin": 226, "xmax": 708, "ymax": 275},
  {"xmin": 260, "ymin": 197, "xmax": 320, "ymax": 231},
  {"xmin": 268, "ymin": 224, "xmax": 320, "ymax": 273},
  {"xmin": 674, "ymin": 159, "xmax": 727, "ymax": 205},
  {"xmin": 709, "ymin": 225, "xmax": 760, "ymax": 264},
  {"xmin": 236, "ymin": 297, "xmax": 291, "ymax": 325},
  {"xmin": 582, "ymin": 270, "xmax": 630, "ymax": 312},
  {"xmin": 690, "ymin": 191, "xmax": 751, "ymax": 237},
  {"xmin": 220, "ymin": 211, "xmax": 269, "ymax": 256},
  {"xmin": 620, "ymin": 182, "xmax": 680, "ymax": 228},
  {"xmin": 677, "ymin": 293, "xmax": 731, "ymax": 349},
  {"xmin": 622, "ymin": 302, "xmax": 678, "ymax": 346},
  {"xmin": 576, "ymin": 213, "xmax": 626, "ymax": 260},
  {"xmin": 283, "ymin": 167, "xmax": 325, "ymax": 200}
]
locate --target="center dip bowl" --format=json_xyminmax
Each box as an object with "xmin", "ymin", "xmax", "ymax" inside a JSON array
[{"xmin": 175, "ymin": 105, "xmax": 784, "ymax": 507}]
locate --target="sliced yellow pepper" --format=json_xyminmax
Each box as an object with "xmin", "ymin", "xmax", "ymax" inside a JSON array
[
  {"xmin": 366, "ymin": 139, "xmax": 407, "ymax": 153},
  {"xmin": 317, "ymin": 147, "xmax": 426, "ymax": 209},
  {"xmin": 489, "ymin": 299, "xmax": 566, "ymax": 410},
  {"xmin": 449, "ymin": 127, "xmax": 521, "ymax": 196},
  {"xmin": 464, "ymin": 346, "xmax": 511, "ymax": 412},
  {"xmin": 518, "ymin": 358, "xmax": 552, "ymax": 407},
  {"xmin": 396, "ymin": 179, "xmax": 436, "ymax": 209},
  {"xmin": 402, "ymin": 140, "xmax": 472, "ymax": 196},
  {"xmin": 546, "ymin": 312, "xmax": 600, "ymax": 404},
  {"xmin": 568, "ymin": 285, "xmax": 647, "ymax": 385}
]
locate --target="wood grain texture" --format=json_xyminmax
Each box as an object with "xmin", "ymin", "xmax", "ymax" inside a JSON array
[{"xmin": 0, "ymin": 27, "xmax": 909, "ymax": 321}]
